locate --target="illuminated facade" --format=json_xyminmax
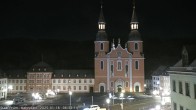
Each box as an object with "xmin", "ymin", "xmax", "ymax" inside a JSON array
[
  {"xmin": 152, "ymin": 66, "xmax": 170, "ymax": 95},
  {"xmin": 168, "ymin": 46, "xmax": 196, "ymax": 110},
  {"xmin": 94, "ymin": 5, "xmax": 145, "ymax": 93}
]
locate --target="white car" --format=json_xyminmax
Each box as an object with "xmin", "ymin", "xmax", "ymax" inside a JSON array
[{"xmin": 83, "ymin": 105, "xmax": 100, "ymax": 110}]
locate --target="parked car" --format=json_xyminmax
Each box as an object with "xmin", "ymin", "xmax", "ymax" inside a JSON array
[
  {"xmin": 13, "ymin": 97, "xmax": 24, "ymax": 104},
  {"xmin": 127, "ymin": 95, "xmax": 135, "ymax": 100},
  {"xmin": 83, "ymin": 105, "xmax": 106, "ymax": 110}
]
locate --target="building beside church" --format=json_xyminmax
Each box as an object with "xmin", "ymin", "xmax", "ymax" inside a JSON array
[
  {"xmin": 94, "ymin": 4, "xmax": 145, "ymax": 93},
  {"xmin": 168, "ymin": 46, "xmax": 196, "ymax": 110},
  {"xmin": 152, "ymin": 66, "xmax": 170, "ymax": 95}
]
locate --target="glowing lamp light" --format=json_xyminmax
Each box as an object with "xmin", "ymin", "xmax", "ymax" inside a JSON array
[
  {"xmin": 69, "ymin": 91, "xmax": 72, "ymax": 95},
  {"xmin": 106, "ymin": 98, "xmax": 110, "ymax": 104},
  {"xmin": 32, "ymin": 93, "xmax": 42, "ymax": 100},
  {"xmin": 8, "ymin": 85, "xmax": 13, "ymax": 90},
  {"xmin": 155, "ymin": 105, "xmax": 161, "ymax": 110}
]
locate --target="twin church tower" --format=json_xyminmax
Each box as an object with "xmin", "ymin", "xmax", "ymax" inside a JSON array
[{"xmin": 94, "ymin": 3, "xmax": 144, "ymax": 93}]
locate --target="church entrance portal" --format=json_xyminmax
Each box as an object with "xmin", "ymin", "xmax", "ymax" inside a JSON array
[
  {"xmin": 100, "ymin": 86, "xmax": 104, "ymax": 93},
  {"xmin": 117, "ymin": 85, "xmax": 122, "ymax": 93},
  {"xmin": 135, "ymin": 86, "xmax": 139, "ymax": 92}
]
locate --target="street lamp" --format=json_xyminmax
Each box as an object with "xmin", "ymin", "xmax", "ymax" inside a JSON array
[
  {"xmin": 69, "ymin": 91, "xmax": 72, "ymax": 106},
  {"xmin": 112, "ymin": 88, "xmax": 114, "ymax": 105},
  {"xmin": 3, "ymin": 88, "xmax": 6, "ymax": 99},
  {"xmin": 120, "ymin": 92, "xmax": 124, "ymax": 110},
  {"xmin": 106, "ymin": 98, "xmax": 110, "ymax": 110},
  {"xmin": 159, "ymin": 87, "xmax": 163, "ymax": 100}
]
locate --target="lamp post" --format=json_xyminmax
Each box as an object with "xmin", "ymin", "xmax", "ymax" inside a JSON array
[
  {"xmin": 3, "ymin": 88, "xmax": 6, "ymax": 100},
  {"xmin": 160, "ymin": 87, "xmax": 163, "ymax": 100},
  {"xmin": 112, "ymin": 88, "xmax": 114, "ymax": 105},
  {"xmin": 69, "ymin": 91, "xmax": 72, "ymax": 106},
  {"xmin": 120, "ymin": 92, "xmax": 124, "ymax": 110},
  {"xmin": 144, "ymin": 84, "xmax": 146, "ymax": 94},
  {"xmin": 106, "ymin": 98, "xmax": 110, "ymax": 110}
]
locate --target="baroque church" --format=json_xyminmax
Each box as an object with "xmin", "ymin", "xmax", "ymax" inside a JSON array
[
  {"xmin": 94, "ymin": 4, "xmax": 145, "ymax": 93},
  {"xmin": 0, "ymin": 3, "xmax": 144, "ymax": 99}
]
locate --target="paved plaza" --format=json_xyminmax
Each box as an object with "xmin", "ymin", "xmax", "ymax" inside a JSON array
[{"xmin": 0, "ymin": 93, "xmax": 171, "ymax": 110}]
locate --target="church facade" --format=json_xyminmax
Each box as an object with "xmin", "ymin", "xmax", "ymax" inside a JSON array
[{"xmin": 94, "ymin": 5, "xmax": 145, "ymax": 93}]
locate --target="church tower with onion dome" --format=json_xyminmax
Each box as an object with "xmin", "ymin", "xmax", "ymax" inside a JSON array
[{"xmin": 94, "ymin": 2, "xmax": 144, "ymax": 93}]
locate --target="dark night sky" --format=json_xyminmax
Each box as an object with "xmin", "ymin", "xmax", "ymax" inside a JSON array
[
  {"xmin": 1, "ymin": 0, "xmax": 196, "ymax": 40},
  {"xmin": 0, "ymin": 0, "xmax": 196, "ymax": 78}
]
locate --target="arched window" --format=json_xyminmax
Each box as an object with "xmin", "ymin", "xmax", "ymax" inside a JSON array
[
  {"xmin": 101, "ymin": 43, "xmax": 104, "ymax": 50},
  {"xmin": 101, "ymin": 61, "xmax": 104, "ymax": 70},
  {"xmin": 126, "ymin": 81, "xmax": 129, "ymax": 87},
  {"xmin": 117, "ymin": 61, "xmax": 122, "ymax": 71},
  {"xmin": 125, "ymin": 65, "xmax": 128, "ymax": 74},
  {"xmin": 134, "ymin": 43, "xmax": 138, "ymax": 50},
  {"xmin": 111, "ymin": 65, "xmax": 114, "ymax": 75},
  {"xmin": 135, "ymin": 61, "xmax": 139, "ymax": 70}
]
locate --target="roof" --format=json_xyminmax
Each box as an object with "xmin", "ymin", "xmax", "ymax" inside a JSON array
[
  {"xmin": 6, "ymin": 69, "xmax": 27, "ymax": 79},
  {"xmin": 28, "ymin": 61, "xmax": 53, "ymax": 72},
  {"xmin": 152, "ymin": 66, "xmax": 169, "ymax": 76},
  {"xmin": 128, "ymin": 30, "xmax": 141, "ymax": 41},
  {"xmin": 173, "ymin": 59, "xmax": 183, "ymax": 67},
  {"xmin": 168, "ymin": 45, "xmax": 196, "ymax": 74},
  {"xmin": 172, "ymin": 45, "xmax": 196, "ymax": 67},
  {"xmin": 96, "ymin": 31, "xmax": 108, "ymax": 41},
  {"xmin": 131, "ymin": 6, "xmax": 138, "ymax": 23},
  {"xmin": 98, "ymin": 5, "xmax": 105, "ymax": 23},
  {"xmin": 52, "ymin": 69, "xmax": 94, "ymax": 78},
  {"xmin": 190, "ymin": 59, "xmax": 196, "ymax": 66}
]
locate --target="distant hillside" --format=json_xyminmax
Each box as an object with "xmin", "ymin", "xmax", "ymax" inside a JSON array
[{"xmin": 0, "ymin": 37, "xmax": 196, "ymax": 78}]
